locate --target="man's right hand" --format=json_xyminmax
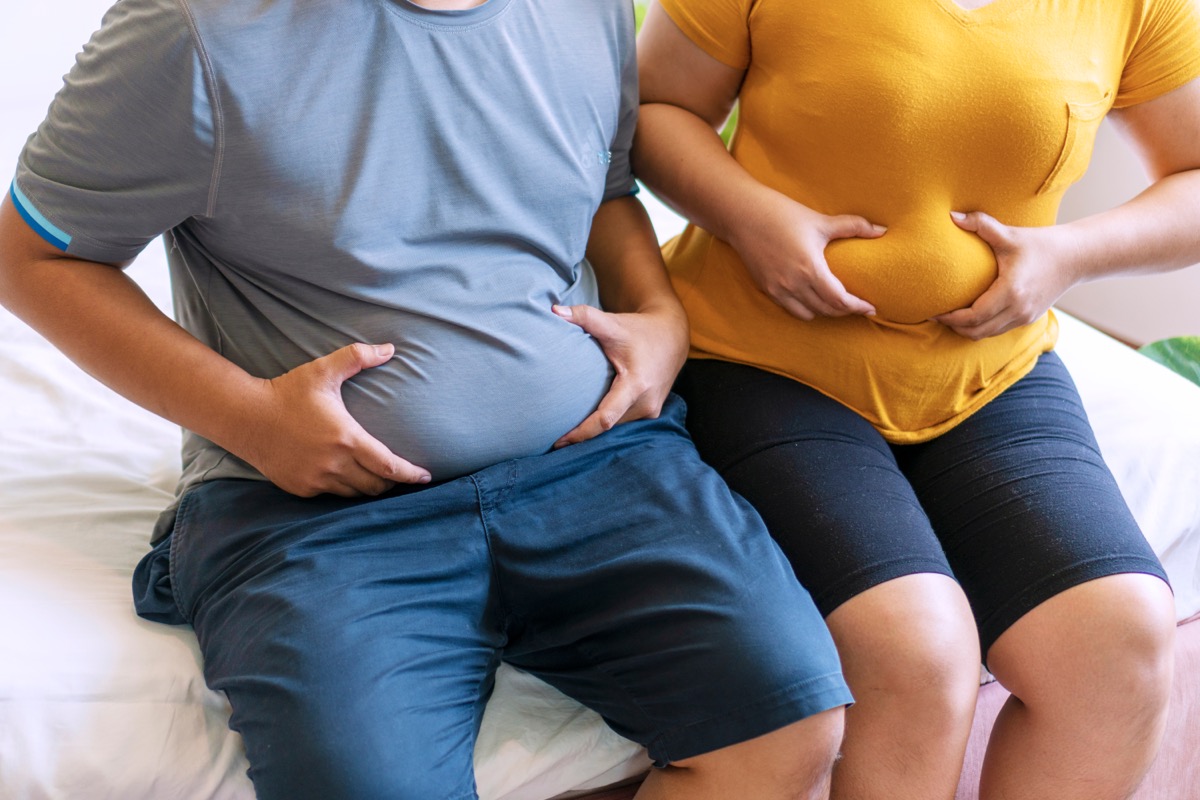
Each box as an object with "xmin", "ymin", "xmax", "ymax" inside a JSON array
[{"xmin": 242, "ymin": 343, "xmax": 431, "ymax": 498}]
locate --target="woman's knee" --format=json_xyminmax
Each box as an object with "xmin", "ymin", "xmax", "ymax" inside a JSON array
[
  {"xmin": 989, "ymin": 573, "xmax": 1175, "ymax": 717},
  {"xmin": 829, "ymin": 574, "xmax": 981, "ymax": 722}
]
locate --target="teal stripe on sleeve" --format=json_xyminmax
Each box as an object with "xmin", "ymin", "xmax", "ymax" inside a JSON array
[{"xmin": 10, "ymin": 181, "xmax": 72, "ymax": 250}]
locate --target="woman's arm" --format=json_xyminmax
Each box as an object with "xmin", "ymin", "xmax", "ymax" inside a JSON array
[
  {"xmin": 633, "ymin": 0, "xmax": 881, "ymax": 321},
  {"xmin": 937, "ymin": 78, "xmax": 1200, "ymax": 340},
  {"xmin": 1071, "ymin": 81, "xmax": 1200, "ymax": 275}
]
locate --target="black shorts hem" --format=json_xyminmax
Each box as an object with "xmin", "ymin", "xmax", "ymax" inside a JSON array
[
  {"xmin": 813, "ymin": 557, "xmax": 957, "ymax": 618},
  {"xmin": 979, "ymin": 555, "xmax": 1170, "ymax": 661}
]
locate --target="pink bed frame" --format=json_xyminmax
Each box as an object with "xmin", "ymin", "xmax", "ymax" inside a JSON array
[{"xmin": 581, "ymin": 615, "xmax": 1200, "ymax": 800}]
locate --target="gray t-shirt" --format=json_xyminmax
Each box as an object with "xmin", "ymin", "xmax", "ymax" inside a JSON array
[{"xmin": 14, "ymin": 0, "xmax": 638, "ymax": 524}]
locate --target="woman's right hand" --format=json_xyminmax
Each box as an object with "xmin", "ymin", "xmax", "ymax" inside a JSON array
[
  {"xmin": 728, "ymin": 187, "xmax": 884, "ymax": 321},
  {"xmin": 636, "ymin": 0, "xmax": 882, "ymax": 322}
]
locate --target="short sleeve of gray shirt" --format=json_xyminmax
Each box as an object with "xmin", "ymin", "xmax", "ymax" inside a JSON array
[
  {"xmin": 13, "ymin": 0, "xmax": 637, "ymax": 260},
  {"xmin": 13, "ymin": 0, "xmax": 216, "ymax": 263}
]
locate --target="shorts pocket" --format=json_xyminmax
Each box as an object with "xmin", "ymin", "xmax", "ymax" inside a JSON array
[
  {"xmin": 1037, "ymin": 93, "xmax": 1111, "ymax": 196},
  {"xmin": 167, "ymin": 489, "xmax": 200, "ymax": 623}
]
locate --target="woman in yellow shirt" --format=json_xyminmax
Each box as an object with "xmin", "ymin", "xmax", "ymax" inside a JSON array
[{"xmin": 631, "ymin": 0, "xmax": 1200, "ymax": 797}]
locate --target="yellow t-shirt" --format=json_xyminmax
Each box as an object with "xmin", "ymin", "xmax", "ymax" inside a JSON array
[{"xmin": 659, "ymin": 0, "xmax": 1200, "ymax": 443}]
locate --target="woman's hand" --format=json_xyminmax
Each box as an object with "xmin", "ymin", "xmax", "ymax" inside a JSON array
[
  {"xmin": 729, "ymin": 187, "xmax": 884, "ymax": 321},
  {"xmin": 550, "ymin": 302, "xmax": 689, "ymax": 447},
  {"xmin": 935, "ymin": 211, "xmax": 1081, "ymax": 340}
]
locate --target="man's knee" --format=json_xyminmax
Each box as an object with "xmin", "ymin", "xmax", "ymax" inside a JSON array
[
  {"xmin": 233, "ymin": 679, "xmax": 481, "ymax": 800},
  {"xmin": 670, "ymin": 708, "xmax": 845, "ymax": 799}
]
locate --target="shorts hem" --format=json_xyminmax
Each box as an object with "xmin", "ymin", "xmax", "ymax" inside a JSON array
[
  {"xmin": 814, "ymin": 558, "xmax": 957, "ymax": 618},
  {"xmin": 979, "ymin": 555, "xmax": 1170, "ymax": 661},
  {"xmin": 646, "ymin": 670, "xmax": 852, "ymax": 766}
]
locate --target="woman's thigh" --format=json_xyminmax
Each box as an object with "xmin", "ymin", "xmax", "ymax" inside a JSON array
[
  {"xmin": 893, "ymin": 351, "xmax": 1168, "ymax": 659},
  {"xmin": 674, "ymin": 359, "xmax": 954, "ymax": 617}
]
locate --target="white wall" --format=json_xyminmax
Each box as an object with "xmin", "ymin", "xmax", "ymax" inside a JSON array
[{"xmin": 1057, "ymin": 121, "xmax": 1200, "ymax": 345}]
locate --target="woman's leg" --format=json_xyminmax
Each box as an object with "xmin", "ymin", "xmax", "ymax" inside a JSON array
[
  {"xmin": 981, "ymin": 575, "xmax": 1174, "ymax": 800},
  {"xmin": 676, "ymin": 360, "xmax": 980, "ymax": 800},
  {"xmin": 824, "ymin": 574, "xmax": 980, "ymax": 800},
  {"xmin": 897, "ymin": 352, "xmax": 1175, "ymax": 800}
]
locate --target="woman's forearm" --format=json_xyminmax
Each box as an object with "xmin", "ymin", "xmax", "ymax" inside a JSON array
[
  {"xmin": 585, "ymin": 193, "xmax": 684, "ymax": 319},
  {"xmin": 1057, "ymin": 168, "xmax": 1200, "ymax": 284}
]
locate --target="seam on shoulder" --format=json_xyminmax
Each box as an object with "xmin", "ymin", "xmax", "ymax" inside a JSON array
[{"xmin": 173, "ymin": 0, "xmax": 225, "ymax": 218}]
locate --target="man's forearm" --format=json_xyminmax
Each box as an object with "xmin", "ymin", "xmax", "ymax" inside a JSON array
[
  {"xmin": 0, "ymin": 197, "xmax": 266, "ymax": 454},
  {"xmin": 584, "ymin": 193, "xmax": 686, "ymax": 323}
]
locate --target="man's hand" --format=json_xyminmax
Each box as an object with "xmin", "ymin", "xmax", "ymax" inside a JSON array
[
  {"xmin": 241, "ymin": 342, "xmax": 431, "ymax": 497},
  {"xmin": 935, "ymin": 211, "xmax": 1081, "ymax": 340},
  {"xmin": 730, "ymin": 188, "xmax": 883, "ymax": 321},
  {"xmin": 551, "ymin": 303, "xmax": 689, "ymax": 447}
]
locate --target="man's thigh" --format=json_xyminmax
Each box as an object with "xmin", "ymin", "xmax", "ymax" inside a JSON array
[
  {"xmin": 487, "ymin": 395, "xmax": 853, "ymax": 766},
  {"xmin": 168, "ymin": 478, "xmax": 503, "ymax": 800}
]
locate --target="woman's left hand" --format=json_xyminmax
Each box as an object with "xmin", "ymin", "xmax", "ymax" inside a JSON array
[
  {"xmin": 934, "ymin": 210, "xmax": 1081, "ymax": 340},
  {"xmin": 550, "ymin": 302, "xmax": 689, "ymax": 447}
]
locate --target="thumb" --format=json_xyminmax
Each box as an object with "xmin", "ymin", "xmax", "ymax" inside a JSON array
[
  {"xmin": 320, "ymin": 342, "xmax": 395, "ymax": 383},
  {"xmin": 824, "ymin": 214, "xmax": 887, "ymax": 242},
  {"xmin": 552, "ymin": 304, "xmax": 617, "ymax": 341},
  {"xmin": 951, "ymin": 210, "xmax": 1008, "ymax": 247}
]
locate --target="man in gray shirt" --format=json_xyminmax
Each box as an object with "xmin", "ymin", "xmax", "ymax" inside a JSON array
[{"xmin": 0, "ymin": 0, "xmax": 851, "ymax": 797}]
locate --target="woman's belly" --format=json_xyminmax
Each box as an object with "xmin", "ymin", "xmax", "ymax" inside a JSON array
[
  {"xmin": 340, "ymin": 309, "xmax": 613, "ymax": 480},
  {"xmin": 825, "ymin": 211, "xmax": 998, "ymax": 324}
]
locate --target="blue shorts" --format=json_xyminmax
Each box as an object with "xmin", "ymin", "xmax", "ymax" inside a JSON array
[
  {"xmin": 674, "ymin": 352, "xmax": 1169, "ymax": 659},
  {"xmin": 133, "ymin": 395, "xmax": 850, "ymax": 800}
]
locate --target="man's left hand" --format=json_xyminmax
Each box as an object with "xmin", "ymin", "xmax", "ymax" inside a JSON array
[{"xmin": 551, "ymin": 302, "xmax": 689, "ymax": 447}]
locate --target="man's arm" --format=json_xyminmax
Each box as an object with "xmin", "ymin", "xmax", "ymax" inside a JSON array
[
  {"xmin": 0, "ymin": 195, "xmax": 429, "ymax": 496},
  {"xmin": 551, "ymin": 194, "xmax": 690, "ymax": 446}
]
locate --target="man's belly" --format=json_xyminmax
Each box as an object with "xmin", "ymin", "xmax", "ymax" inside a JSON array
[
  {"xmin": 825, "ymin": 211, "xmax": 998, "ymax": 324},
  {"xmin": 340, "ymin": 316, "xmax": 613, "ymax": 480}
]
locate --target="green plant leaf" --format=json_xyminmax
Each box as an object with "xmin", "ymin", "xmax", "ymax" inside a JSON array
[{"xmin": 1138, "ymin": 336, "xmax": 1200, "ymax": 388}]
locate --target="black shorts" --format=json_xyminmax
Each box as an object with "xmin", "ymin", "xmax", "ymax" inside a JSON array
[{"xmin": 674, "ymin": 351, "xmax": 1168, "ymax": 658}]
